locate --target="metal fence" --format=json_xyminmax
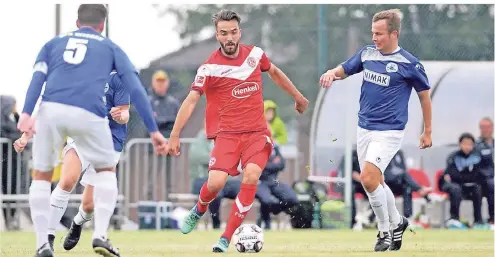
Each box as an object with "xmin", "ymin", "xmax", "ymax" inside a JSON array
[{"xmin": 0, "ymin": 137, "xmax": 302, "ymax": 228}]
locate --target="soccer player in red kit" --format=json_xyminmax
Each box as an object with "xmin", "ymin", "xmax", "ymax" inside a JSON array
[{"xmin": 168, "ymin": 9, "xmax": 309, "ymax": 252}]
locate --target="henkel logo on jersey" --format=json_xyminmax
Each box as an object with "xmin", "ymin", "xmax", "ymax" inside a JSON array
[
  {"xmin": 231, "ymin": 82, "xmax": 260, "ymax": 99},
  {"xmin": 363, "ymin": 69, "xmax": 390, "ymax": 87}
]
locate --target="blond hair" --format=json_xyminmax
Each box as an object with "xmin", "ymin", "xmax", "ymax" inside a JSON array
[{"xmin": 372, "ymin": 9, "xmax": 402, "ymax": 36}]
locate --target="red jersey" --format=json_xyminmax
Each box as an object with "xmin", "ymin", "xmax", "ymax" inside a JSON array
[{"xmin": 191, "ymin": 44, "xmax": 272, "ymax": 138}]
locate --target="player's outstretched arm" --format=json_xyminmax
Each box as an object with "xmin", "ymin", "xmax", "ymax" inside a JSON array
[
  {"xmin": 113, "ymin": 46, "xmax": 158, "ymax": 134},
  {"xmin": 119, "ymin": 73, "xmax": 158, "ymax": 132},
  {"xmin": 168, "ymin": 91, "xmax": 201, "ymax": 156},
  {"xmin": 113, "ymin": 46, "xmax": 168, "ymax": 155},
  {"xmin": 418, "ymin": 90, "xmax": 432, "ymax": 149},
  {"xmin": 19, "ymin": 44, "xmax": 49, "ymax": 136},
  {"xmin": 170, "ymin": 91, "xmax": 201, "ymax": 138},
  {"xmin": 266, "ymin": 64, "xmax": 309, "ymax": 114},
  {"xmin": 321, "ymin": 47, "xmax": 367, "ymax": 88}
]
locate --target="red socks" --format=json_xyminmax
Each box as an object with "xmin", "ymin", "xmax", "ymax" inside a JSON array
[
  {"xmin": 196, "ymin": 182, "xmax": 218, "ymax": 214},
  {"xmin": 221, "ymin": 183, "xmax": 257, "ymax": 242}
]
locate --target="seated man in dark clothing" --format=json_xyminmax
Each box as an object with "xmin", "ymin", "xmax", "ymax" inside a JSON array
[
  {"xmin": 476, "ymin": 117, "xmax": 494, "ymax": 224},
  {"xmin": 441, "ymin": 132, "xmax": 484, "ymax": 226},
  {"xmin": 256, "ymin": 143, "xmax": 299, "ymax": 229},
  {"xmin": 338, "ymin": 147, "xmax": 431, "ymax": 228}
]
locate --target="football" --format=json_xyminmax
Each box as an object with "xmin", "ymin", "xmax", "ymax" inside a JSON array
[{"xmin": 232, "ymin": 224, "xmax": 264, "ymax": 253}]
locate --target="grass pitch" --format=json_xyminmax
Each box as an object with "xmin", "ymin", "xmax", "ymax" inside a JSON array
[{"xmin": 0, "ymin": 229, "xmax": 493, "ymax": 257}]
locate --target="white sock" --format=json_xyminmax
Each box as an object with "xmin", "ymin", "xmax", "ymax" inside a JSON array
[
  {"xmin": 48, "ymin": 186, "xmax": 71, "ymax": 235},
  {"xmin": 383, "ymin": 183, "xmax": 402, "ymax": 230},
  {"xmin": 74, "ymin": 204, "xmax": 93, "ymax": 225},
  {"xmin": 92, "ymin": 171, "xmax": 118, "ymax": 240},
  {"xmin": 366, "ymin": 184, "xmax": 390, "ymax": 232},
  {"xmin": 29, "ymin": 180, "xmax": 52, "ymax": 249}
]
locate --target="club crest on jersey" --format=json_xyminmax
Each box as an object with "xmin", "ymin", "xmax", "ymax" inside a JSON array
[
  {"xmin": 363, "ymin": 69, "xmax": 390, "ymax": 87},
  {"xmin": 232, "ymin": 82, "xmax": 260, "ymax": 99},
  {"xmin": 209, "ymin": 157, "xmax": 216, "ymax": 167},
  {"xmin": 104, "ymin": 83, "xmax": 110, "ymax": 93},
  {"xmin": 415, "ymin": 63, "xmax": 425, "ymax": 72},
  {"xmin": 247, "ymin": 57, "xmax": 257, "ymax": 68},
  {"xmin": 385, "ymin": 62, "xmax": 398, "ymax": 73}
]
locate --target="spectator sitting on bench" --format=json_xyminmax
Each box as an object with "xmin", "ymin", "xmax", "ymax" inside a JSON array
[
  {"xmin": 476, "ymin": 117, "xmax": 494, "ymax": 224},
  {"xmin": 440, "ymin": 132, "xmax": 484, "ymax": 228},
  {"xmin": 188, "ymin": 120, "xmax": 240, "ymax": 229},
  {"xmin": 256, "ymin": 142, "xmax": 298, "ymax": 230}
]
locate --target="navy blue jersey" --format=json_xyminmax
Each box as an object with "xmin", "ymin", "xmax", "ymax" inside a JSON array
[
  {"xmin": 23, "ymin": 26, "xmax": 159, "ymax": 133},
  {"xmin": 476, "ymin": 138, "xmax": 494, "ymax": 177},
  {"xmin": 105, "ymin": 73, "xmax": 129, "ymax": 152},
  {"xmin": 341, "ymin": 45, "xmax": 430, "ymax": 131}
]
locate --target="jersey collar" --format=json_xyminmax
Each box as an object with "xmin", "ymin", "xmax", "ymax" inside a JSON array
[{"xmin": 78, "ymin": 26, "xmax": 100, "ymax": 34}]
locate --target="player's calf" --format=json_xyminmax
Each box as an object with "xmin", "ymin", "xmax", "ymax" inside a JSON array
[
  {"xmin": 197, "ymin": 171, "xmax": 227, "ymax": 213},
  {"xmin": 91, "ymin": 170, "xmax": 118, "ymax": 241},
  {"xmin": 361, "ymin": 163, "xmax": 391, "ymax": 250},
  {"xmin": 217, "ymin": 163, "xmax": 261, "ymax": 251},
  {"xmin": 181, "ymin": 171, "xmax": 227, "ymax": 234},
  {"xmin": 30, "ymin": 171, "xmax": 53, "ymax": 255},
  {"xmin": 47, "ymin": 186, "xmax": 71, "ymax": 239},
  {"xmin": 64, "ymin": 195, "xmax": 94, "ymax": 251},
  {"xmin": 48, "ymin": 149, "xmax": 83, "ymax": 249}
]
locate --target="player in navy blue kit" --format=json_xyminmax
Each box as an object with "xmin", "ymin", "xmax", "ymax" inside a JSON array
[
  {"xmin": 15, "ymin": 72, "xmax": 131, "ymax": 253},
  {"xmin": 17, "ymin": 5, "xmax": 168, "ymax": 257},
  {"xmin": 319, "ymin": 9, "xmax": 432, "ymax": 252}
]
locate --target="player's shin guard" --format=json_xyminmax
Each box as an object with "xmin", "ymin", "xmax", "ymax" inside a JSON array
[
  {"xmin": 48, "ymin": 186, "xmax": 71, "ymax": 235},
  {"xmin": 222, "ymin": 183, "xmax": 257, "ymax": 242},
  {"xmin": 196, "ymin": 182, "xmax": 218, "ymax": 214},
  {"xmin": 383, "ymin": 183, "xmax": 402, "ymax": 230},
  {"xmin": 29, "ymin": 180, "xmax": 52, "ymax": 249},
  {"xmin": 92, "ymin": 171, "xmax": 118, "ymax": 240},
  {"xmin": 366, "ymin": 184, "xmax": 390, "ymax": 232}
]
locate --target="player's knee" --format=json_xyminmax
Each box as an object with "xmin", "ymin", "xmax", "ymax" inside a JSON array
[
  {"xmin": 207, "ymin": 170, "xmax": 229, "ymax": 193},
  {"xmin": 242, "ymin": 163, "xmax": 263, "ymax": 184},
  {"xmin": 207, "ymin": 181, "xmax": 224, "ymax": 194},
  {"xmin": 360, "ymin": 163, "xmax": 382, "ymax": 192}
]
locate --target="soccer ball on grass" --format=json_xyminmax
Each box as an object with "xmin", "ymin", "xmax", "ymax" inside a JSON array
[{"xmin": 232, "ymin": 224, "xmax": 264, "ymax": 253}]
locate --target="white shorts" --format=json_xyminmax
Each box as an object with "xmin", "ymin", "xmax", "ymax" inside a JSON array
[
  {"xmin": 32, "ymin": 102, "xmax": 115, "ymax": 172},
  {"xmin": 356, "ymin": 126, "xmax": 405, "ymax": 174},
  {"xmin": 62, "ymin": 138, "xmax": 121, "ymax": 187}
]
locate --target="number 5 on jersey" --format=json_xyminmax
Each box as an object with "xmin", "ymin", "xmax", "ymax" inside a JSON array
[{"xmin": 64, "ymin": 38, "xmax": 88, "ymax": 64}]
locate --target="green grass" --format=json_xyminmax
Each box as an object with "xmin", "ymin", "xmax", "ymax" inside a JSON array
[{"xmin": 0, "ymin": 229, "xmax": 493, "ymax": 257}]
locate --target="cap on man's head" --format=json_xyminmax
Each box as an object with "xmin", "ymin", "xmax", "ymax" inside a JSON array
[{"xmin": 153, "ymin": 70, "xmax": 168, "ymax": 81}]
